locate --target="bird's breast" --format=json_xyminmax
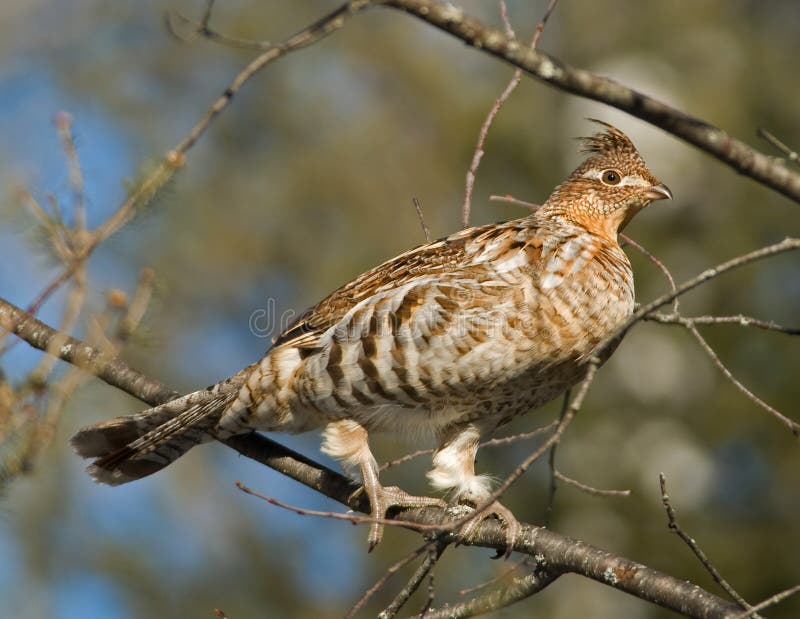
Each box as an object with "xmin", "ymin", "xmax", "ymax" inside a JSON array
[{"xmin": 520, "ymin": 234, "xmax": 634, "ymax": 362}]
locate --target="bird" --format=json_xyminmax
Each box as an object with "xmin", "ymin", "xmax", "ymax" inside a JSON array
[{"xmin": 71, "ymin": 120, "xmax": 671, "ymax": 551}]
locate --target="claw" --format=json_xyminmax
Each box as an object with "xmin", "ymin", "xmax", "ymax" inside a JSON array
[
  {"xmin": 364, "ymin": 485, "xmax": 447, "ymax": 551},
  {"xmin": 456, "ymin": 500, "xmax": 520, "ymax": 559}
]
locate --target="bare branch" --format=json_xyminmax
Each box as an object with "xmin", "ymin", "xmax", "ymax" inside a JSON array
[
  {"xmin": 0, "ymin": 296, "xmax": 181, "ymax": 406},
  {"xmin": 545, "ymin": 390, "xmax": 569, "ymax": 527},
  {"xmin": 646, "ymin": 312, "xmax": 800, "ymax": 336},
  {"xmin": 461, "ymin": 0, "xmax": 559, "ymax": 227},
  {"xmin": 412, "ymin": 197, "xmax": 432, "ymax": 242},
  {"xmin": 54, "ymin": 112, "xmax": 86, "ymax": 231},
  {"xmin": 609, "ymin": 237, "xmax": 800, "ymax": 351},
  {"xmin": 757, "ymin": 127, "xmax": 799, "ymax": 167},
  {"xmin": 481, "ymin": 421, "xmax": 558, "ymax": 448},
  {"xmin": 165, "ymin": 4, "xmax": 274, "ymax": 51},
  {"xmin": 346, "ymin": 541, "xmax": 436, "ymax": 618},
  {"xmin": 235, "ymin": 480, "xmax": 444, "ymax": 534},
  {"xmin": 554, "ymin": 471, "xmax": 631, "ymax": 498},
  {"xmin": 620, "ymin": 233, "xmax": 679, "ymax": 314},
  {"xmin": 116, "ymin": 268, "xmax": 156, "ymax": 343},
  {"xmin": 732, "ymin": 584, "xmax": 800, "ymax": 619},
  {"xmin": 379, "ymin": 421, "xmax": 557, "ymax": 472},
  {"xmin": 686, "ymin": 323, "xmax": 797, "ymax": 433},
  {"xmin": 378, "ymin": 539, "xmax": 447, "ymax": 619},
  {"xmin": 489, "ymin": 194, "xmax": 540, "ymax": 210},
  {"xmin": 380, "ymin": 0, "xmax": 800, "ymax": 205},
  {"xmin": 659, "ymin": 474, "xmax": 759, "ymax": 617}
]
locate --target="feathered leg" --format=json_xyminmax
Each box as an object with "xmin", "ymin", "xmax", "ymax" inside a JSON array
[
  {"xmin": 321, "ymin": 419, "xmax": 445, "ymax": 551},
  {"xmin": 428, "ymin": 422, "xmax": 520, "ymax": 557}
]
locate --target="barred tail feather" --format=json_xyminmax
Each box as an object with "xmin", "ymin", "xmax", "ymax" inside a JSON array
[{"xmin": 71, "ymin": 386, "xmax": 237, "ymax": 486}]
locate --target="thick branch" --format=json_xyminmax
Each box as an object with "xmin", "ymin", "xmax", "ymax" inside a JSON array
[
  {"xmin": 378, "ymin": 0, "xmax": 800, "ymax": 205},
  {"xmin": 0, "ymin": 295, "xmax": 742, "ymax": 618}
]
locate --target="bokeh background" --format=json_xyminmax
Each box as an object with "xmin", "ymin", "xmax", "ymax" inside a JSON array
[{"xmin": 1, "ymin": 1, "xmax": 799, "ymax": 617}]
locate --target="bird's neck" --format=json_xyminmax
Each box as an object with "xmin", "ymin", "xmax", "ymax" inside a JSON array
[{"xmin": 532, "ymin": 202, "xmax": 623, "ymax": 246}]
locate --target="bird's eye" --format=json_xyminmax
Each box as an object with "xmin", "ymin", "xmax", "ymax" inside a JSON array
[{"xmin": 601, "ymin": 169, "xmax": 621, "ymax": 185}]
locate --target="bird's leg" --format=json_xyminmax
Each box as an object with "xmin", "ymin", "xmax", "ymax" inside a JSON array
[
  {"xmin": 428, "ymin": 423, "xmax": 520, "ymax": 557},
  {"xmin": 321, "ymin": 419, "xmax": 445, "ymax": 551}
]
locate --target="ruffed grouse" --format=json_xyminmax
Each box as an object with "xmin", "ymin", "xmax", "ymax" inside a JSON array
[{"xmin": 72, "ymin": 121, "xmax": 671, "ymax": 549}]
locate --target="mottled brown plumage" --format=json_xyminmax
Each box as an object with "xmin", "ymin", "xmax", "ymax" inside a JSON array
[{"xmin": 71, "ymin": 121, "xmax": 671, "ymax": 550}]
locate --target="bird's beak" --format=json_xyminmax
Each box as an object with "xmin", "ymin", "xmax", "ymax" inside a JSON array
[{"xmin": 645, "ymin": 183, "xmax": 672, "ymax": 202}]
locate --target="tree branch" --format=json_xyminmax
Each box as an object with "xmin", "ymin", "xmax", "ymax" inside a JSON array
[
  {"xmin": 377, "ymin": 539, "xmax": 447, "ymax": 619},
  {"xmin": 378, "ymin": 0, "xmax": 800, "ymax": 205},
  {"xmin": 660, "ymin": 474, "xmax": 759, "ymax": 617}
]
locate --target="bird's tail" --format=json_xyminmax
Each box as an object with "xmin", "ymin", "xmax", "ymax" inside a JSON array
[{"xmin": 71, "ymin": 374, "xmax": 245, "ymax": 486}]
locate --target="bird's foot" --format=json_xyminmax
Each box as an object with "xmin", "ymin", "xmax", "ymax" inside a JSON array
[
  {"xmin": 455, "ymin": 499, "xmax": 520, "ymax": 559},
  {"xmin": 360, "ymin": 484, "xmax": 447, "ymax": 551}
]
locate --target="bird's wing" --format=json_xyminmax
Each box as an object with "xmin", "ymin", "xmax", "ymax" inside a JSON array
[{"xmin": 272, "ymin": 219, "xmax": 543, "ymax": 352}]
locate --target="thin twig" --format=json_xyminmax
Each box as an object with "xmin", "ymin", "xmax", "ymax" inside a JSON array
[
  {"xmin": 346, "ymin": 540, "xmax": 436, "ymax": 618},
  {"xmin": 605, "ymin": 237, "xmax": 800, "ymax": 361},
  {"xmin": 646, "ymin": 312, "xmax": 800, "ymax": 336},
  {"xmin": 489, "ymin": 194, "xmax": 541, "ymax": 210},
  {"xmin": 26, "ymin": 270, "xmax": 87, "ymax": 389},
  {"xmin": 116, "ymin": 267, "xmax": 155, "ymax": 342},
  {"xmin": 235, "ymin": 481, "xmax": 443, "ymax": 534},
  {"xmin": 412, "ymin": 197, "xmax": 432, "ymax": 242},
  {"xmin": 378, "ymin": 539, "xmax": 447, "ymax": 619},
  {"xmin": 165, "ymin": 4, "xmax": 274, "ymax": 51},
  {"xmin": 553, "ymin": 471, "xmax": 631, "ymax": 497},
  {"xmin": 686, "ymin": 323, "xmax": 797, "ymax": 433},
  {"xmin": 731, "ymin": 584, "xmax": 800, "ymax": 619},
  {"xmin": 54, "ymin": 112, "xmax": 86, "ymax": 232},
  {"xmin": 545, "ymin": 390, "xmax": 569, "ymax": 527},
  {"xmin": 420, "ymin": 565, "xmax": 436, "ymax": 617},
  {"xmin": 461, "ymin": 0, "xmax": 559, "ymax": 227},
  {"xmin": 602, "ymin": 236, "xmax": 800, "ymax": 435},
  {"xmin": 757, "ymin": 127, "xmax": 799, "ymax": 167},
  {"xmin": 379, "ymin": 448, "xmax": 434, "ymax": 471},
  {"xmin": 659, "ymin": 474, "xmax": 760, "ymax": 617},
  {"xmin": 379, "ymin": 421, "xmax": 557, "ymax": 472},
  {"xmin": 620, "ymin": 233, "xmax": 679, "ymax": 314},
  {"xmin": 481, "ymin": 421, "xmax": 558, "ymax": 448},
  {"xmin": 626, "ymin": 238, "xmax": 800, "ymax": 441}
]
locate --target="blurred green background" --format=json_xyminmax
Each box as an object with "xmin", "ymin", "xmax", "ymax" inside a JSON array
[{"xmin": 1, "ymin": 1, "xmax": 799, "ymax": 617}]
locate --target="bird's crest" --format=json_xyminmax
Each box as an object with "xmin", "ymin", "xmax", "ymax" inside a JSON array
[{"xmin": 578, "ymin": 119, "xmax": 638, "ymax": 158}]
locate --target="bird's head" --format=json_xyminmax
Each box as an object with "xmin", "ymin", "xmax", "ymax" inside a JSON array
[{"xmin": 541, "ymin": 120, "xmax": 671, "ymax": 239}]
